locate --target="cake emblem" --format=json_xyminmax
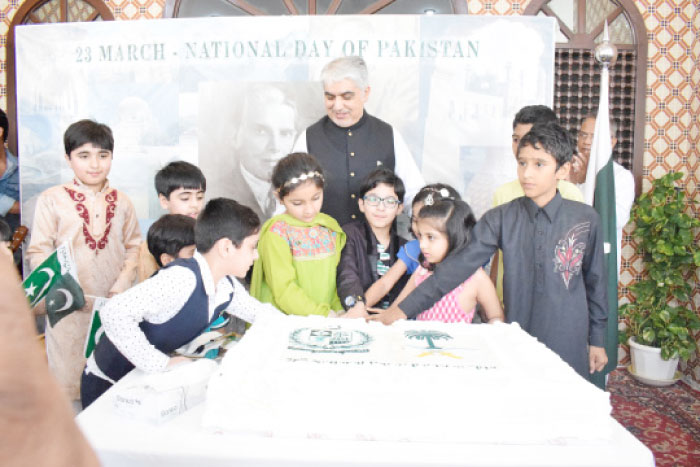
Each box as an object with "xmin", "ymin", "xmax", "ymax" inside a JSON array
[
  {"xmin": 288, "ymin": 326, "xmax": 372, "ymax": 353},
  {"xmin": 405, "ymin": 330, "xmax": 462, "ymax": 359},
  {"xmin": 404, "ymin": 330, "xmax": 452, "ymax": 349}
]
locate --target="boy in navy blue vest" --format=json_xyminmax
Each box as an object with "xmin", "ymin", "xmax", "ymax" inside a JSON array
[{"xmin": 81, "ymin": 198, "xmax": 280, "ymax": 408}]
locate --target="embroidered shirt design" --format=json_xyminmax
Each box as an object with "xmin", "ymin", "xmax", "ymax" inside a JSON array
[
  {"xmin": 552, "ymin": 222, "xmax": 590, "ymax": 289},
  {"xmin": 64, "ymin": 186, "xmax": 118, "ymax": 251},
  {"xmin": 270, "ymin": 221, "xmax": 337, "ymax": 261}
]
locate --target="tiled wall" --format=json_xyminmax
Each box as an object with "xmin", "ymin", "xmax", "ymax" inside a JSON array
[
  {"xmin": 630, "ymin": 0, "xmax": 699, "ymax": 386},
  {"xmin": 0, "ymin": 0, "xmax": 697, "ymax": 383},
  {"xmin": 106, "ymin": 0, "xmax": 163, "ymax": 19}
]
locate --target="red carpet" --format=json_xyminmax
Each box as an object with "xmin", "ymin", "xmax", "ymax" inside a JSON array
[{"xmin": 607, "ymin": 369, "xmax": 700, "ymax": 466}]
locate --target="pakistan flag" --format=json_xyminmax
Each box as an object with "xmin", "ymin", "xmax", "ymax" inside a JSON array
[
  {"xmin": 23, "ymin": 242, "xmax": 85, "ymax": 327},
  {"xmin": 84, "ymin": 297, "xmax": 107, "ymax": 358}
]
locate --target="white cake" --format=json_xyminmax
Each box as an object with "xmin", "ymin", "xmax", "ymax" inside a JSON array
[{"xmin": 203, "ymin": 314, "xmax": 612, "ymax": 444}]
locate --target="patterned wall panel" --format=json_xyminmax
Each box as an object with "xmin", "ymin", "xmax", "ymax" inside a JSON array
[
  {"xmin": 554, "ymin": 48, "xmax": 636, "ymax": 169},
  {"xmin": 106, "ymin": 0, "xmax": 163, "ymax": 20},
  {"xmin": 467, "ymin": 0, "xmax": 531, "ymax": 15}
]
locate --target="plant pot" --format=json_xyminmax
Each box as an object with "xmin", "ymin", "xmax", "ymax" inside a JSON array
[{"xmin": 629, "ymin": 337, "xmax": 679, "ymax": 381}]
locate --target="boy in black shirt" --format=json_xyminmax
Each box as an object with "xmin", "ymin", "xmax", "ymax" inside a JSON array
[{"xmin": 372, "ymin": 123, "xmax": 608, "ymax": 378}]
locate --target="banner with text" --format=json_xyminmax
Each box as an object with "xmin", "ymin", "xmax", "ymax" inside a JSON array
[{"xmin": 16, "ymin": 15, "xmax": 555, "ymax": 228}]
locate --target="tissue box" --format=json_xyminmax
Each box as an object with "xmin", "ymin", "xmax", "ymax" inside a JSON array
[{"xmin": 112, "ymin": 359, "xmax": 218, "ymax": 424}]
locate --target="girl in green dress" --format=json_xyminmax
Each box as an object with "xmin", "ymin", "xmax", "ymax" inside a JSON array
[{"xmin": 250, "ymin": 153, "xmax": 346, "ymax": 316}]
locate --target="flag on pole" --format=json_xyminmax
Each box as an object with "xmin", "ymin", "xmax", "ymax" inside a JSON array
[
  {"xmin": 22, "ymin": 241, "xmax": 85, "ymax": 327},
  {"xmin": 84, "ymin": 297, "xmax": 108, "ymax": 358},
  {"xmin": 584, "ymin": 23, "xmax": 618, "ymax": 389}
]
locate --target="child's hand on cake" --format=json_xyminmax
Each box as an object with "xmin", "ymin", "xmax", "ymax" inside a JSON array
[
  {"xmin": 367, "ymin": 305, "xmax": 406, "ymax": 325},
  {"xmin": 342, "ymin": 302, "xmax": 369, "ymax": 319}
]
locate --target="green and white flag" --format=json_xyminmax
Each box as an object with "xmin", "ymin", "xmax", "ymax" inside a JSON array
[
  {"xmin": 84, "ymin": 297, "xmax": 107, "ymax": 358},
  {"xmin": 22, "ymin": 241, "xmax": 85, "ymax": 327},
  {"xmin": 583, "ymin": 28, "xmax": 618, "ymax": 390}
]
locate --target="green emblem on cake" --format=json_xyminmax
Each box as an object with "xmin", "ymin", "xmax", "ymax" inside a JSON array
[
  {"xmin": 404, "ymin": 330, "xmax": 463, "ymax": 359},
  {"xmin": 404, "ymin": 330, "xmax": 452, "ymax": 350},
  {"xmin": 288, "ymin": 326, "xmax": 372, "ymax": 353}
]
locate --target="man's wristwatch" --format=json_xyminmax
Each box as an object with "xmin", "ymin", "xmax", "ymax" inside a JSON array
[{"xmin": 344, "ymin": 295, "xmax": 364, "ymax": 309}]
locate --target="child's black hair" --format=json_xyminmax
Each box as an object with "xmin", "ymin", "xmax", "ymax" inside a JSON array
[
  {"xmin": 195, "ymin": 198, "xmax": 260, "ymax": 253},
  {"xmin": 359, "ymin": 167, "xmax": 406, "ymax": 202},
  {"xmin": 64, "ymin": 119, "xmax": 114, "ymax": 156},
  {"xmin": 416, "ymin": 199, "xmax": 477, "ymax": 271},
  {"xmin": 0, "ymin": 108, "xmax": 8, "ymax": 143},
  {"xmin": 412, "ymin": 183, "xmax": 461, "ymax": 208},
  {"xmin": 0, "ymin": 217, "xmax": 11, "ymax": 243},
  {"xmin": 271, "ymin": 152, "xmax": 325, "ymax": 199},
  {"xmin": 154, "ymin": 161, "xmax": 207, "ymax": 198},
  {"xmin": 512, "ymin": 105, "xmax": 557, "ymax": 129},
  {"xmin": 147, "ymin": 214, "xmax": 196, "ymax": 267},
  {"xmin": 517, "ymin": 122, "xmax": 573, "ymax": 169}
]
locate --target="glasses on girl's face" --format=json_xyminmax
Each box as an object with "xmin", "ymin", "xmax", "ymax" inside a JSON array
[{"xmin": 363, "ymin": 195, "xmax": 400, "ymax": 207}]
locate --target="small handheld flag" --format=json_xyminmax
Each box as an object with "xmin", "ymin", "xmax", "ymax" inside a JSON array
[
  {"xmin": 84, "ymin": 297, "xmax": 107, "ymax": 358},
  {"xmin": 23, "ymin": 241, "xmax": 85, "ymax": 327}
]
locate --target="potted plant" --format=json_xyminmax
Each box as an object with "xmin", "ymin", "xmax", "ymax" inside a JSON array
[{"xmin": 619, "ymin": 172, "xmax": 700, "ymax": 382}]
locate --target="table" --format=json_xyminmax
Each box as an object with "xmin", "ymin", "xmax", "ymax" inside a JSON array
[{"xmin": 77, "ymin": 370, "xmax": 654, "ymax": 467}]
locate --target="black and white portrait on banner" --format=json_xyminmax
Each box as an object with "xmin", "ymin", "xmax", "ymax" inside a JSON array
[{"xmin": 198, "ymin": 81, "xmax": 325, "ymax": 221}]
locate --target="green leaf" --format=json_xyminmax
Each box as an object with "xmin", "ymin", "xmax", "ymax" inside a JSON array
[
  {"xmin": 673, "ymin": 288, "xmax": 689, "ymax": 302},
  {"xmin": 659, "ymin": 242, "xmax": 674, "ymax": 256}
]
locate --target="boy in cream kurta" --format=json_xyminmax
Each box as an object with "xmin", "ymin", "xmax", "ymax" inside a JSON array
[{"xmin": 27, "ymin": 120, "xmax": 141, "ymax": 400}]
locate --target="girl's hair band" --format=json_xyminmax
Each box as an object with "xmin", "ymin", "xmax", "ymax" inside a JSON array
[
  {"xmin": 424, "ymin": 188, "xmax": 454, "ymax": 206},
  {"xmin": 279, "ymin": 171, "xmax": 324, "ymax": 190}
]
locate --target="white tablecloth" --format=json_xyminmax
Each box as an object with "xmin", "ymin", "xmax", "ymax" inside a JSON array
[{"xmin": 77, "ymin": 369, "xmax": 654, "ymax": 467}]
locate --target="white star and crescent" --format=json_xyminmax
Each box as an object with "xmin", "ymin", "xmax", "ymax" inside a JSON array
[
  {"xmin": 52, "ymin": 288, "xmax": 75, "ymax": 312},
  {"xmin": 32, "ymin": 268, "xmax": 57, "ymax": 303},
  {"xmin": 24, "ymin": 283, "xmax": 37, "ymax": 297}
]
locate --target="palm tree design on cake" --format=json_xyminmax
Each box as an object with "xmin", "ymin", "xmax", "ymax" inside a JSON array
[{"xmin": 405, "ymin": 330, "xmax": 452, "ymax": 350}]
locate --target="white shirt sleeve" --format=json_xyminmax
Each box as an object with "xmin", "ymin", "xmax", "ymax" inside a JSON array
[
  {"xmin": 393, "ymin": 127, "xmax": 425, "ymax": 212},
  {"xmin": 614, "ymin": 162, "xmax": 635, "ymax": 232},
  {"xmin": 100, "ymin": 266, "xmax": 197, "ymax": 373},
  {"xmin": 292, "ymin": 129, "xmax": 308, "ymax": 153},
  {"xmin": 225, "ymin": 277, "xmax": 283, "ymax": 323}
]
